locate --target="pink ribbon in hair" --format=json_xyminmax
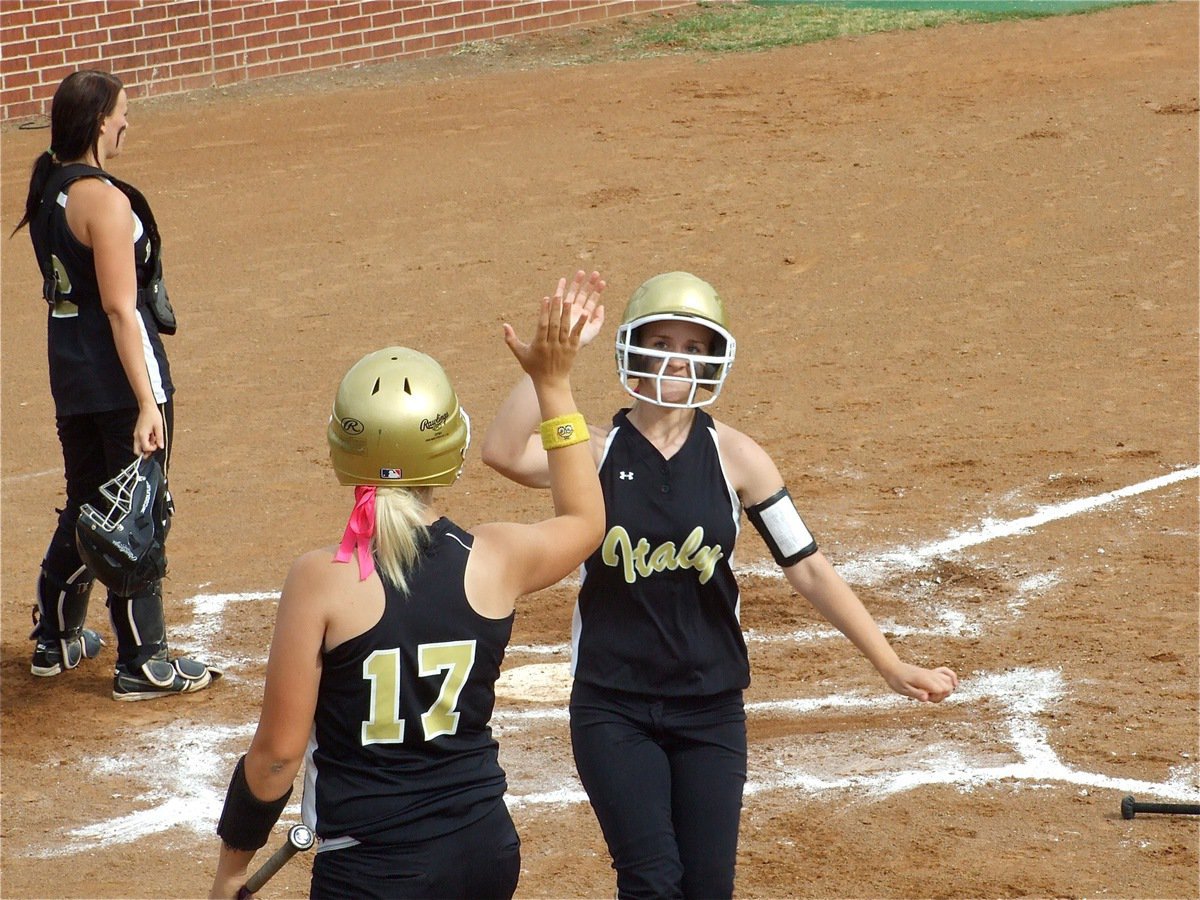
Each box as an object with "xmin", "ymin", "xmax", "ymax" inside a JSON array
[{"xmin": 334, "ymin": 485, "xmax": 377, "ymax": 580}]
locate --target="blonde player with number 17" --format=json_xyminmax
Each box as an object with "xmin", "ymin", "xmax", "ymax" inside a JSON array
[{"xmin": 210, "ymin": 280, "xmax": 604, "ymax": 899}]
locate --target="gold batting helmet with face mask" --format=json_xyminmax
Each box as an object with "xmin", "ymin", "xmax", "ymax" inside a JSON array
[
  {"xmin": 615, "ymin": 271, "xmax": 737, "ymax": 409},
  {"xmin": 327, "ymin": 347, "xmax": 470, "ymax": 487}
]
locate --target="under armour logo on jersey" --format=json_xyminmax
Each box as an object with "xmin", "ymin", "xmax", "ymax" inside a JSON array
[{"xmin": 619, "ymin": 471, "xmax": 635, "ymax": 480}]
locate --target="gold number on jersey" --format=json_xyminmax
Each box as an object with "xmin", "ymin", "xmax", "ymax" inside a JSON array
[
  {"xmin": 49, "ymin": 254, "xmax": 79, "ymax": 318},
  {"xmin": 360, "ymin": 641, "xmax": 477, "ymax": 746},
  {"xmin": 361, "ymin": 649, "xmax": 404, "ymax": 745},
  {"xmin": 419, "ymin": 640, "xmax": 477, "ymax": 740}
]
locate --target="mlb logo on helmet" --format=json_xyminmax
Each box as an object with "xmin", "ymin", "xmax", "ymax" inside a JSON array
[{"xmin": 379, "ymin": 468, "xmax": 403, "ymax": 479}]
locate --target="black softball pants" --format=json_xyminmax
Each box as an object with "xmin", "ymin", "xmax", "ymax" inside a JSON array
[
  {"xmin": 38, "ymin": 401, "xmax": 172, "ymax": 666},
  {"xmin": 308, "ymin": 798, "xmax": 520, "ymax": 900},
  {"xmin": 570, "ymin": 680, "xmax": 747, "ymax": 900}
]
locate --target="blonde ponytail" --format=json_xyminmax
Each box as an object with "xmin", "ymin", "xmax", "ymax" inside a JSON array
[{"xmin": 372, "ymin": 486, "xmax": 432, "ymax": 594}]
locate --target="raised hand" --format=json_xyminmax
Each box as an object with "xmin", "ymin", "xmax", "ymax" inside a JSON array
[
  {"xmin": 503, "ymin": 278, "xmax": 591, "ymax": 385},
  {"xmin": 563, "ymin": 269, "xmax": 606, "ymax": 347}
]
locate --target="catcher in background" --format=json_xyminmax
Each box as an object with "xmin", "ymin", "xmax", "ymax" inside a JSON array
[
  {"xmin": 12, "ymin": 69, "xmax": 215, "ymax": 699},
  {"xmin": 209, "ymin": 281, "xmax": 604, "ymax": 900},
  {"xmin": 481, "ymin": 270, "xmax": 960, "ymax": 900}
]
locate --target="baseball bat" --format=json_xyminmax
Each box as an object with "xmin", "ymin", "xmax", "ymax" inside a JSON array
[
  {"xmin": 1121, "ymin": 795, "xmax": 1200, "ymax": 819},
  {"xmin": 237, "ymin": 824, "xmax": 315, "ymax": 899}
]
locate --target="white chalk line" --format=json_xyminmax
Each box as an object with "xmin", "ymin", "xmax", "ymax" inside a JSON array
[
  {"xmin": 36, "ymin": 667, "xmax": 1198, "ymax": 857},
  {"xmin": 174, "ymin": 591, "xmax": 278, "ymax": 675},
  {"xmin": 23, "ymin": 467, "xmax": 1200, "ymax": 857},
  {"xmin": 743, "ymin": 464, "xmax": 1200, "ymax": 585},
  {"xmin": 1, "ymin": 467, "xmax": 60, "ymax": 484},
  {"xmin": 508, "ymin": 573, "xmax": 1054, "ymax": 655},
  {"xmin": 501, "ymin": 668, "xmax": 1200, "ymax": 809}
]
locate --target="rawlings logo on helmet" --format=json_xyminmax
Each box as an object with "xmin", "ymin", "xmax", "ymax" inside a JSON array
[
  {"xmin": 420, "ymin": 411, "xmax": 451, "ymax": 432},
  {"xmin": 76, "ymin": 457, "xmax": 173, "ymax": 597}
]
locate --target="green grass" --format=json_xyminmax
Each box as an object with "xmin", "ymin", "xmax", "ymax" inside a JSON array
[{"xmin": 618, "ymin": 0, "xmax": 1152, "ymax": 55}]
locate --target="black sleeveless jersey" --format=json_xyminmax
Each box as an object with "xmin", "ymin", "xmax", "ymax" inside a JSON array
[
  {"xmin": 302, "ymin": 518, "xmax": 514, "ymax": 845},
  {"xmin": 572, "ymin": 408, "xmax": 749, "ymax": 697},
  {"xmin": 29, "ymin": 164, "xmax": 172, "ymax": 416}
]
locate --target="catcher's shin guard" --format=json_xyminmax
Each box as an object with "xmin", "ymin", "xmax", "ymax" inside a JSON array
[
  {"xmin": 107, "ymin": 584, "xmax": 222, "ymax": 700},
  {"xmin": 107, "ymin": 583, "xmax": 169, "ymax": 670},
  {"xmin": 34, "ymin": 565, "xmax": 94, "ymax": 638},
  {"xmin": 30, "ymin": 565, "xmax": 105, "ymax": 676}
]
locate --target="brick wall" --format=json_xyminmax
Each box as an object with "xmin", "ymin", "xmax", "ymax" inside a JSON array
[{"xmin": 1, "ymin": 0, "xmax": 693, "ymax": 123}]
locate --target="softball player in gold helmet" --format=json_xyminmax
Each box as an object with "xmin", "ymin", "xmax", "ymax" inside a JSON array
[
  {"xmin": 212, "ymin": 279, "xmax": 605, "ymax": 900},
  {"xmin": 483, "ymin": 270, "xmax": 959, "ymax": 900}
]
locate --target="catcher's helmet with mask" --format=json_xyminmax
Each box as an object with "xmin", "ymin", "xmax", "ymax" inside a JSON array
[
  {"xmin": 327, "ymin": 347, "xmax": 471, "ymax": 487},
  {"xmin": 76, "ymin": 456, "xmax": 172, "ymax": 596},
  {"xmin": 615, "ymin": 271, "xmax": 736, "ymax": 409}
]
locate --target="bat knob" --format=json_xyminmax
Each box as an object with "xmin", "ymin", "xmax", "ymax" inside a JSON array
[
  {"xmin": 1121, "ymin": 795, "xmax": 1136, "ymax": 819},
  {"xmin": 289, "ymin": 823, "xmax": 316, "ymax": 851}
]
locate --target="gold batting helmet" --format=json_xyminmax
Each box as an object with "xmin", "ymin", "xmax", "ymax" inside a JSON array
[
  {"xmin": 327, "ymin": 348, "xmax": 470, "ymax": 487},
  {"xmin": 615, "ymin": 271, "xmax": 736, "ymax": 408}
]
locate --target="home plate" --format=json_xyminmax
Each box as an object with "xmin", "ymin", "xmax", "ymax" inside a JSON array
[{"xmin": 496, "ymin": 662, "xmax": 572, "ymax": 702}]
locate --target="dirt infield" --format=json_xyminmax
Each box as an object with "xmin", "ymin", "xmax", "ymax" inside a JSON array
[{"xmin": 2, "ymin": 3, "xmax": 1197, "ymax": 898}]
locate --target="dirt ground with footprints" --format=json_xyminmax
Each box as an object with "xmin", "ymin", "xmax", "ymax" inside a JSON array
[{"xmin": 2, "ymin": 3, "xmax": 1197, "ymax": 898}]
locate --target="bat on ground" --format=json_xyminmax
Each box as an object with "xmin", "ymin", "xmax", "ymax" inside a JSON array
[{"xmin": 1120, "ymin": 795, "xmax": 1200, "ymax": 819}]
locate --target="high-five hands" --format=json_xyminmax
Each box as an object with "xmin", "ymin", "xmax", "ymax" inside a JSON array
[
  {"xmin": 562, "ymin": 269, "xmax": 606, "ymax": 348},
  {"xmin": 503, "ymin": 272, "xmax": 603, "ymax": 381}
]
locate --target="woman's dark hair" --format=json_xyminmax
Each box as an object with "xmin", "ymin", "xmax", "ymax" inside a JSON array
[{"xmin": 12, "ymin": 70, "xmax": 124, "ymax": 235}]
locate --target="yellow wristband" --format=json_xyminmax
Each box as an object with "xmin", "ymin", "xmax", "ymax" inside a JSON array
[{"xmin": 540, "ymin": 413, "xmax": 590, "ymax": 451}]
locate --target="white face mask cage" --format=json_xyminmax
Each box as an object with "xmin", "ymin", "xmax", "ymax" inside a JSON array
[
  {"xmin": 85, "ymin": 457, "xmax": 147, "ymax": 532},
  {"xmin": 615, "ymin": 315, "xmax": 736, "ymax": 409}
]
